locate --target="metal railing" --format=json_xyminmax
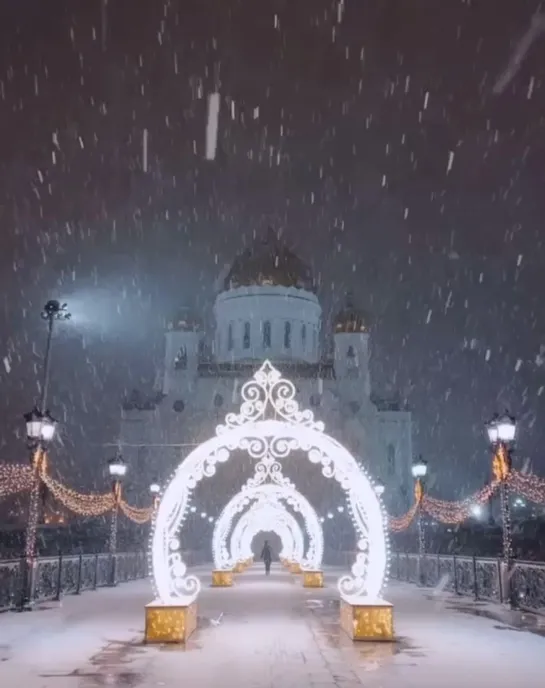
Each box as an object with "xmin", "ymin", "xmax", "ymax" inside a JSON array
[
  {"xmin": 390, "ymin": 552, "xmax": 545, "ymax": 613},
  {"xmin": 0, "ymin": 551, "xmax": 147, "ymax": 612}
]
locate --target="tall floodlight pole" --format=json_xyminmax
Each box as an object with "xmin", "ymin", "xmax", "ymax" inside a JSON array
[
  {"xmin": 108, "ymin": 454, "xmax": 127, "ymax": 586},
  {"xmin": 20, "ymin": 300, "xmax": 70, "ymax": 610},
  {"xmin": 486, "ymin": 412, "xmax": 517, "ymax": 607},
  {"xmin": 412, "ymin": 457, "xmax": 428, "ymax": 586}
]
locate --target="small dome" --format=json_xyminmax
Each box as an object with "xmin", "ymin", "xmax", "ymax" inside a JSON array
[
  {"xmin": 334, "ymin": 292, "xmax": 370, "ymax": 333},
  {"xmin": 167, "ymin": 308, "xmax": 200, "ymax": 332},
  {"xmin": 223, "ymin": 228, "xmax": 314, "ymax": 292}
]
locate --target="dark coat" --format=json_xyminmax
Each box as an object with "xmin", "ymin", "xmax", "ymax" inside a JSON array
[{"xmin": 261, "ymin": 543, "xmax": 272, "ymax": 562}]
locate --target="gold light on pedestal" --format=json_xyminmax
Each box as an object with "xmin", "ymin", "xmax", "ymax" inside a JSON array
[
  {"xmin": 289, "ymin": 562, "xmax": 302, "ymax": 574},
  {"xmin": 212, "ymin": 570, "xmax": 234, "ymax": 587},
  {"xmin": 302, "ymin": 570, "xmax": 324, "ymax": 588},
  {"xmin": 145, "ymin": 601, "xmax": 197, "ymax": 644},
  {"xmin": 233, "ymin": 561, "xmax": 244, "ymax": 573},
  {"xmin": 340, "ymin": 600, "xmax": 394, "ymax": 642}
]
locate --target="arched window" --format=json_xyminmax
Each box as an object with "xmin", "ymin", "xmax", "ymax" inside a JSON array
[
  {"xmin": 243, "ymin": 322, "xmax": 251, "ymax": 349},
  {"xmin": 227, "ymin": 323, "xmax": 234, "ymax": 351},
  {"xmin": 301, "ymin": 324, "xmax": 307, "ymax": 350},
  {"xmin": 263, "ymin": 321, "xmax": 271, "ymax": 349},
  {"xmin": 284, "ymin": 321, "xmax": 291, "ymax": 349},
  {"xmin": 387, "ymin": 444, "xmax": 396, "ymax": 476}
]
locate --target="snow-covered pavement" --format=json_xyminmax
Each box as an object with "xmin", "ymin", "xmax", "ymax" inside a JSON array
[{"xmin": 1, "ymin": 564, "xmax": 545, "ymax": 687}]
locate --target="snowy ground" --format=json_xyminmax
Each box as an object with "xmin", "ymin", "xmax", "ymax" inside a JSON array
[{"xmin": 1, "ymin": 565, "xmax": 545, "ymax": 687}]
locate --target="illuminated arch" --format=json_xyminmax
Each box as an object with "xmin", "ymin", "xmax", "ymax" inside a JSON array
[
  {"xmin": 152, "ymin": 361, "xmax": 389, "ymax": 605},
  {"xmin": 212, "ymin": 484, "xmax": 320, "ymax": 569},
  {"xmin": 230, "ymin": 501, "xmax": 305, "ymax": 563}
]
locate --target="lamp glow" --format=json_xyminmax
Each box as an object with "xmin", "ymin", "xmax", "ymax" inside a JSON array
[
  {"xmin": 411, "ymin": 458, "xmax": 428, "ymax": 479},
  {"xmin": 151, "ymin": 360, "xmax": 390, "ymax": 605},
  {"xmin": 108, "ymin": 455, "xmax": 127, "ymax": 478},
  {"xmin": 486, "ymin": 412, "xmax": 516, "ymax": 445}
]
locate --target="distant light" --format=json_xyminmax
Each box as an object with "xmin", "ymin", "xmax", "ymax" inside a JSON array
[
  {"xmin": 471, "ymin": 504, "xmax": 483, "ymax": 518},
  {"xmin": 190, "ymin": 506, "xmax": 197, "ymax": 513},
  {"xmin": 337, "ymin": 506, "xmax": 344, "ymax": 513},
  {"xmin": 201, "ymin": 512, "xmax": 207, "ymax": 519},
  {"xmin": 149, "ymin": 483, "xmax": 160, "ymax": 494},
  {"xmin": 108, "ymin": 455, "xmax": 127, "ymax": 478},
  {"xmin": 327, "ymin": 512, "xmax": 334, "ymax": 519},
  {"xmin": 374, "ymin": 481, "xmax": 385, "ymax": 497},
  {"xmin": 486, "ymin": 412, "xmax": 516, "ymax": 444},
  {"xmin": 411, "ymin": 458, "xmax": 428, "ymax": 479},
  {"xmin": 514, "ymin": 498, "xmax": 526, "ymax": 508},
  {"xmin": 208, "ymin": 516, "xmax": 214, "ymax": 523}
]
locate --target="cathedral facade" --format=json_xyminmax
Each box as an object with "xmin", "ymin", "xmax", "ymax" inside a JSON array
[{"xmin": 119, "ymin": 231, "xmax": 413, "ymax": 514}]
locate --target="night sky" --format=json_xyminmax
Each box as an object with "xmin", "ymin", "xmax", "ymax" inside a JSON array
[{"xmin": 0, "ymin": 0, "xmax": 544, "ymax": 500}]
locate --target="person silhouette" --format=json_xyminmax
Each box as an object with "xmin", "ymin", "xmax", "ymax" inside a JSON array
[{"xmin": 260, "ymin": 540, "xmax": 272, "ymax": 575}]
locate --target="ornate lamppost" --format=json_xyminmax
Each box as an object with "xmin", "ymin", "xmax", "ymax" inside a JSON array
[
  {"xmin": 20, "ymin": 300, "xmax": 70, "ymax": 610},
  {"xmin": 107, "ymin": 454, "xmax": 127, "ymax": 585},
  {"xmin": 412, "ymin": 457, "xmax": 428, "ymax": 585},
  {"xmin": 486, "ymin": 412, "xmax": 516, "ymax": 606}
]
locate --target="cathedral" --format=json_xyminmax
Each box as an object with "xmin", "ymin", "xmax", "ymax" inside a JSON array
[{"xmin": 119, "ymin": 230, "xmax": 413, "ymax": 513}]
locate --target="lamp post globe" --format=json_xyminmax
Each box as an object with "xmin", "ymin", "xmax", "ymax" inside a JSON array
[
  {"xmin": 108, "ymin": 455, "xmax": 127, "ymax": 480},
  {"xmin": 24, "ymin": 408, "xmax": 57, "ymax": 449},
  {"xmin": 149, "ymin": 483, "xmax": 160, "ymax": 495},
  {"xmin": 486, "ymin": 412, "xmax": 516, "ymax": 446},
  {"xmin": 411, "ymin": 457, "xmax": 428, "ymax": 480},
  {"xmin": 42, "ymin": 300, "xmax": 71, "ymax": 321}
]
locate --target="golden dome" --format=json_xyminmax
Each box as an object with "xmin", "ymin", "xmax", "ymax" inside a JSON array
[{"xmin": 223, "ymin": 228, "xmax": 314, "ymax": 292}]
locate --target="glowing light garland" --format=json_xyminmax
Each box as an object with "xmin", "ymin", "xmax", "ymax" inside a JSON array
[
  {"xmin": 212, "ymin": 485, "xmax": 322, "ymax": 570},
  {"xmin": 0, "ymin": 464, "xmax": 34, "ymax": 499},
  {"xmin": 40, "ymin": 472, "xmax": 116, "ymax": 517},
  {"xmin": 230, "ymin": 501, "xmax": 305, "ymax": 564},
  {"xmin": 152, "ymin": 360, "xmax": 390, "ymax": 605}
]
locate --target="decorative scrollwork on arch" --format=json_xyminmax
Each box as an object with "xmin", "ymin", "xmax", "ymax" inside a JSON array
[{"xmin": 217, "ymin": 360, "xmax": 325, "ymax": 434}]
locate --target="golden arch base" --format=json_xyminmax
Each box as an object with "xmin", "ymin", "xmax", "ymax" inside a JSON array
[
  {"xmin": 339, "ymin": 600, "xmax": 394, "ymax": 642},
  {"xmin": 144, "ymin": 601, "xmax": 197, "ymax": 644}
]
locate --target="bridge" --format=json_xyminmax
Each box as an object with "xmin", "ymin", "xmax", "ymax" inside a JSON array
[{"xmin": 1, "ymin": 551, "xmax": 545, "ymax": 688}]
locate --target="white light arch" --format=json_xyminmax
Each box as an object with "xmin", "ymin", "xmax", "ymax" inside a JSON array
[
  {"xmin": 212, "ymin": 484, "xmax": 321, "ymax": 570},
  {"xmin": 230, "ymin": 502, "xmax": 305, "ymax": 564},
  {"xmin": 152, "ymin": 361, "xmax": 389, "ymax": 605}
]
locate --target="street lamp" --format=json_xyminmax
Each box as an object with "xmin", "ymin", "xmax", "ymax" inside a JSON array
[
  {"xmin": 374, "ymin": 480, "xmax": 385, "ymax": 497},
  {"xmin": 337, "ymin": 505, "xmax": 344, "ymax": 513},
  {"xmin": 411, "ymin": 456, "xmax": 428, "ymax": 585},
  {"xmin": 107, "ymin": 454, "xmax": 127, "ymax": 585},
  {"xmin": 24, "ymin": 408, "xmax": 57, "ymax": 446},
  {"xmin": 150, "ymin": 483, "xmax": 160, "ymax": 513},
  {"xmin": 19, "ymin": 300, "xmax": 70, "ymax": 610},
  {"xmin": 486, "ymin": 411, "xmax": 517, "ymax": 606}
]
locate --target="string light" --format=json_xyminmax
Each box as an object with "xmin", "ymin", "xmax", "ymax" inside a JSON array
[
  {"xmin": 40, "ymin": 472, "xmax": 116, "ymax": 516},
  {"xmin": 509, "ymin": 470, "xmax": 545, "ymax": 504},
  {"xmin": 0, "ymin": 464, "xmax": 34, "ymax": 499},
  {"xmin": 119, "ymin": 500, "xmax": 154, "ymax": 524}
]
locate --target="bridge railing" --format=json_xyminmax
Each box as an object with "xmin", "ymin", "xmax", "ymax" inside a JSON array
[
  {"xmin": 0, "ymin": 551, "xmax": 147, "ymax": 612},
  {"xmin": 390, "ymin": 552, "xmax": 545, "ymax": 612}
]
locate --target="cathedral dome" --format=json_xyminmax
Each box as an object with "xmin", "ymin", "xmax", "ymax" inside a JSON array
[
  {"xmin": 334, "ymin": 292, "xmax": 370, "ymax": 334},
  {"xmin": 223, "ymin": 228, "xmax": 314, "ymax": 292}
]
